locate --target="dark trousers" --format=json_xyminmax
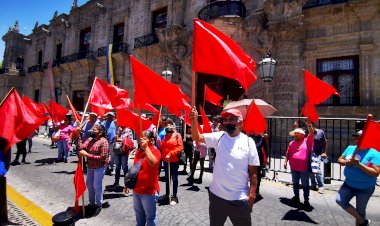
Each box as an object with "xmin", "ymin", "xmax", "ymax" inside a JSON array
[
  {"xmin": 15, "ymin": 139, "xmax": 27, "ymax": 162},
  {"xmin": 209, "ymin": 191, "xmax": 251, "ymax": 226},
  {"xmin": 164, "ymin": 162, "xmax": 179, "ymax": 197},
  {"xmin": 190, "ymin": 151, "xmax": 204, "ymax": 180},
  {"xmin": 257, "ymin": 164, "xmax": 263, "ymax": 194}
]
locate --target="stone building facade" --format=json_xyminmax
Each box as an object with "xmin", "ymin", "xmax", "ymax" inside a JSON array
[{"xmin": 1, "ymin": 0, "xmax": 379, "ymax": 118}]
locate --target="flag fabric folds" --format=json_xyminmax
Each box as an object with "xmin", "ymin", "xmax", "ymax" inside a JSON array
[
  {"xmin": 116, "ymin": 108, "xmax": 153, "ymax": 138},
  {"xmin": 130, "ymin": 55, "xmax": 191, "ymax": 113},
  {"xmin": 89, "ymin": 77, "xmax": 132, "ymax": 110},
  {"xmin": 204, "ymin": 85, "xmax": 223, "ymax": 107},
  {"xmin": 242, "ymin": 101, "xmax": 267, "ymax": 135},
  {"xmin": 73, "ymin": 158, "xmax": 86, "ymax": 212},
  {"xmin": 192, "ymin": 18, "xmax": 257, "ymax": 91},
  {"xmin": 358, "ymin": 120, "xmax": 380, "ymax": 152},
  {"xmin": 199, "ymin": 106, "xmax": 212, "ymax": 133},
  {"xmin": 49, "ymin": 100, "xmax": 69, "ymax": 122},
  {"xmin": 302, "ymin": 70, "xmax": 339, "ymax": 122},
  {"xmin": 66, "ymin": 96, "xmax": 81, "ymax": 122},
  {"xmin": 22, "ymin": 95, "xmax": 46, "ymax": 119},
  {"xmin": 0, "ymin": 88, "xmax": 45, "ymax": 152},
  {"xmin": 106, "ymin": 44, "xmax": 114, "ymax": 85},
  {"xmin": 90, "ymin": 104, "xmax": 109, "ymax": 117}
]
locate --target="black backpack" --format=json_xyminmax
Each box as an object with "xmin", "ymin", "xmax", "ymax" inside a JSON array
[{"xmin": 124, "ymin": 158, "xmax": 144, "ymax": 189}]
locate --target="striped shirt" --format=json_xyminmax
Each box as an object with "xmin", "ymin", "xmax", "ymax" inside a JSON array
[{"xmin": 81, "ymin": 137, "xmax": 109, "ymax": 169}]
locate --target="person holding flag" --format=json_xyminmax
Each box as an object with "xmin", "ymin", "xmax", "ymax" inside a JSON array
[{"xmin": 336, "ymin": 130, "xmax": 380, "ymax": 226}]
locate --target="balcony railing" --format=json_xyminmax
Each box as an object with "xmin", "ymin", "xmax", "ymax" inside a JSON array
[
  {"xmin": 303, "ymin": 0, "xmax": 348, "ymax": 9},
  {"xmin": 97, "ymin": 42, "xmax": 129, "ymax": 57},
  {"xmin": 0, "ymin": 67, "xmax": 9, "ymax": 74},
  {"xmin": 134, "ymin": 34, "xmax": 159, "ymax": 49},
  {"xmin": 27, "ymin": 64, "xmax": 43, "ymax": 73},
  {"xmin": 61, "ymin": 50, "xmax": 96, "ymax": 64},
  {"xmin": 198, "ymin": 0, "xmax": 246, "ymax": 21}
]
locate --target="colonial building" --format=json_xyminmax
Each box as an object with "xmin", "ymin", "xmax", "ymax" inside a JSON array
[{"xmin": 1, "ymin": 0, "xmax": 379, "ymax": 118}]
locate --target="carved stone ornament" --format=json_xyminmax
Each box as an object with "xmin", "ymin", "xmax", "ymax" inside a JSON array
[
  {"xmin": 244, "ymin": 13, "xmax": 274, "ymax": 54},
  {"xmin": 155, "ymin": 25, "xmax": 192, "ymax": 60},
  {"xmin": 34, "ymin": 21, "xmax": 39, "ymax": 30},
  {"xmin": 12, "ymin": 20, "xmax": 19, "ymax": 33},
  {"xmin": 53, "ymin": 10, "xmax": 58, "ymax": 19},
  {"xmin": 72, "ymin": 0, "xmax": 78, "ymax": 9}
]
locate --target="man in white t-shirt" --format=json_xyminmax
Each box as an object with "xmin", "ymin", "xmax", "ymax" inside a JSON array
[{"xmin": 190, "ymin": 107, "xmax": 259, "ymax": 226}]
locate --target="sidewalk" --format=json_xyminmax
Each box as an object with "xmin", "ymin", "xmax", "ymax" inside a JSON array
[{"xmin": 4, "ymin": 137, "xmax": 380, "ymax": 225}]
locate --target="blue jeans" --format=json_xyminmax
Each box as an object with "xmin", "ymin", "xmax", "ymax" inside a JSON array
[
  {"xmin": 133, "ymin": 192, "xmax": 159, "ymax": 226},
  {"xmin": 336, "ymin": 182, "xmax": 375, "ymax": 219},
  {"xmin": 114, "ymin": 154, "xmax": 129, "ymax": 184},
  {"xmin": 310, "ymin": 154, "xmax": 324, "ymax": 188},
  {"xmin": 87, "ymin": 166, "xmax": 106, "ymax": 207},
  {"xmin": 291, "ymin": 170, "xmax": 310, "ymax": 201},
  {"xmin": 57, "ymin": 140, "xmax": 69, "ymax": 161},
  {"xmin": 163, "ymin": 162, "xmax": 179, "ymax": 197}
]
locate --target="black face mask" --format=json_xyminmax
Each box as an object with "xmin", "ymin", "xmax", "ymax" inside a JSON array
[
  {"xmin": 225, "ymin": 124, "xmax": 237, "ymax": 135},
  {"xmin": 165, "ymin": 127, "xmax": 174, "ymax": 133},
  {"xmin": 89, "ymin": 131, "xmax": 97, "ymax": 138}
]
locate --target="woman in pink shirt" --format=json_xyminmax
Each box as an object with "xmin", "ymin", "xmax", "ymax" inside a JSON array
[
  {"xmin": 284, "ymin": 123, "xmax": 314, "ymax": 208},
  {"xmin": 56, "ymin": 117, "xmax": 74, "ymax": 163}
]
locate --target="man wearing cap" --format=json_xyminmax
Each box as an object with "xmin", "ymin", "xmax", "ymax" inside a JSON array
[
  {"xmin": 102, "ymin": 112, "xmax": 117, "ymax": 175},
  {"xmin": 190, "ymin": 107, "xmax": 259, "ymax": 226},
  {"xmin": 80, "ymin": 112, "xmax": 100, "ymax": 143},
  {"xmin": 336, "ymin": 130, "xmax": 380, "ymax": 226},
  {"xmin": 284, "ymin": 123, "xmax": 315, "ymax": 208}
]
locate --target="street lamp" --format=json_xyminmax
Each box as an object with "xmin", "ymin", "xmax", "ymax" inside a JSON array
[
  {"xmin": 258, "ymin": 51, "xmax": 277, "ymax": 82},
  {"xmin": 161, "ymin": 68, "xmax": 173, "ymax": 82}
]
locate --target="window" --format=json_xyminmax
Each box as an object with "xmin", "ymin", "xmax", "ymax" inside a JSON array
[
  {"xmin": 79, "ymin": 27, "xmax": 91, "ymax": 52},
  {"xmin": 56, "ymin": 44, "xmax": 62, "ymax": 60},
  {"xmin": 317, "ymin": 56, "xmax": 359, "ymax": 105},
  {"xmin": 16, "ymin": 57, "xmax": 24, "ymax": 71},
  {"xmin": 34, "ymin": 90, "xmax": 40, "ymax": 103},
  {"xmin": 113, "ymin": 23, "xmax": 124, "ymax": 44},
  {"xmin": 152, "ymin": 7, "xmax": 167, "ymax": 32},
  {"xmin": 38, "ymin": 51, "xmax": 43, "ymax": 65}
]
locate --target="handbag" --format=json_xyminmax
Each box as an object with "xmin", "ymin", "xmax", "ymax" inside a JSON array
[
  {"xmin": 124, "ymin": 158, "xmax": 144, "ymax": 189},
  {"xmin": 175, "ymin": 133, "xmax": 186, "ymax": 165},
  {"xmin": 52, "ymin": 130, "xmax": 61, "ymax": 142},
  {"xmin": 113, "ymin": 141, "xmax": 123, "ymax": 154}
]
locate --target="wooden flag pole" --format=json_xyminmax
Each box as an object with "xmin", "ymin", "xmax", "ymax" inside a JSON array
[
  {"xmin": 191, "ymin": 71, "xmax": 196, "ymax": 107},
  {"xmin": 80, "ymin": 77, "xmax": 97, "ymax": 126},
  {"xmin": 66, "ymin": 95, "xmax": 79, "ymax": 122},
  {"xmin": 0, "ymin": 87, "xmax": 15, "ymax": 108},
  {"xmin": 156, "ymin": 106, "xmax": 163, "ymax": 132},
  {"xmin": 137, "ymin": 104, "xmax": 143, "ymax": 138}
]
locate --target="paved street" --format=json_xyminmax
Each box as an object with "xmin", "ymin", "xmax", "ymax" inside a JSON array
[{"xmin": 5, "ymin": 137, "xmax": 380, "ymax": 226}]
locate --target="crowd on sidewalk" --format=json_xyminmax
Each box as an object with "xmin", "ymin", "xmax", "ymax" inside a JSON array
[{"xmin": 7, "ymin": 109, "xmax": 380, "ymax": 226}]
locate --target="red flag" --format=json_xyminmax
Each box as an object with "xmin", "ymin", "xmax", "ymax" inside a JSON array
[
  {"xmin": 138, "ymin": 103, "xmax": 158, "ymax": 113},
  {"xmin": 89, "ymin": 77, "xmax": 132, "ymax": 110},
  {"xmin": 90, "ymin": 104, "xmax": 109, "ymax": 117},
  {"xmin": 66, "ymin": 96, "xmax": 81, "ymax": 122},
  {"xmin": 242, "ymin": 101, "xmax": 267, "ymax": 135},
  {"xmin": 151, "ymin": 111, "xmax": 161, "ymax": 128},
  {"xmin": 73, "ymin": 159, "xmax": 86, "ymax": 212},
  {"xmin": 22, "ymin": 95, "xmax": 46, "ymax": 118},
  {"xmin": 130, "ymin": 56, "xmax": 191, "ymax": 112},
  {"xmin": 0, "ymin": 88, "xmax": 45, "ymax": 152},
  {"xmin": 199, "ymin": 106, "xmax": 212, "ymax": 133},
  {"xmin": 358, "ymin": 120, "xmax": 380, "ymax": 152},
  {"xmin": 116, "ymin": 108, "xmax": 153, "ymax": 138},
  {"xmin": 43, "ymin": 103, "xmax": 52, "ymax": 119},
  {"xmin": 302, "ymin": 70, "xmax": 339, "ymax": 122},
  {"xmin": 192, "ymin": 18, "xmax": 257, "ymax": 91},
  {"xmin": 204, "ymin": 85, "xmax": 223, "ymax": 107},
  {"xmin": 49, "ymin": 100, "xmax": 69, "ymax": 122}
]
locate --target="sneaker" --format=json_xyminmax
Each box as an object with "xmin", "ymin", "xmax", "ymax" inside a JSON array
[
  {"xmin": 310, "ymin": 185, "xmax": 317, "ymax": 191},
  {"xmin": 11, "ymin": 160, "xmax": 20, "ymax": 166},
  {"xmin": 186, "ymin": 176, "xmax": 194, "ymax": 183},
  {"xmin": 170, "ymin": 196, "xmax": 178, "ymax": 205},
  {"xmin": 92, "ymin": 206, "xmax": 102, "ymax": 217},
  {"xmin": 290, "ymin": 196, "xmax": 300, "ymax": 204},
  {"xmin": 359, "ymin": 219, "xmax": 370, "ymax": 226},
  {"xmin": 196, "ymin": 178, "xmax": 203, "ymax": 184},
  {"xmin": 318, "ymin": 188, "xmax": 324, "ymax": 194},
  {"xmin": 112, "ymin": 182, "xmax": 120, "ymax": 188}
]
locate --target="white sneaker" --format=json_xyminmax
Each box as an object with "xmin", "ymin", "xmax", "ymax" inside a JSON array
[
  {"xmin": 318, "ymin": 188, "xmax": 324, "ymax": 194},
  {"xmin": 170, "ymin": 200, "xmax": 177, "ymax": 206}
]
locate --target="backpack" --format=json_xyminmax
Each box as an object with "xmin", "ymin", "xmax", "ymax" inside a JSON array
[{"xmin": 124, "ymin": 158, "xmax": 144, "ymax": 189}]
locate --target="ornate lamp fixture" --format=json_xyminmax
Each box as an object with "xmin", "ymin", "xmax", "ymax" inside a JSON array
[
  {"xmin": 161, "ymin": 68, "xmax": 173, "ymax": 82},
  {"xmin": 258, "ymin": 48, "xmax": 277, "ymax": 82}
]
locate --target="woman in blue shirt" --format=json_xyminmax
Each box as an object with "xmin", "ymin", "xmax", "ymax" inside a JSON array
[{"xmin": 336, "ymin": 130, "xmax": 380, "ymax": 226}]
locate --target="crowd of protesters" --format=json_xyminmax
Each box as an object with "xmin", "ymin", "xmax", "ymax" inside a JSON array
[{"xmin": 6, "ymin": 108, "xmax": 380, "ymax": 226}]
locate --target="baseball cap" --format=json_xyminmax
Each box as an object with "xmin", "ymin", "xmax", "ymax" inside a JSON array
[
  {"xmin": 221, "ymin": 109, "xmax": 243, "ymax": 120},
  {"xmin": 289, "ymin": 128, "xmax": 306, "ymax": 136},
  {"xmin": 352, "ymin": 130, "xmax": 363, "ymax": 137},
  {"xmin": 89, "ymin": 112, "xmax": 97, "ymax": 117},
  {"xmin": 105, "ymin": 112, "xmax": 115, "ymax": 117}
]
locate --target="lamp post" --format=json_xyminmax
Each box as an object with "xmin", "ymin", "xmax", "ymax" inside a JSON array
[{"xmin": 258, "ymin": 51, "xmax": 277, "ymax": 82}]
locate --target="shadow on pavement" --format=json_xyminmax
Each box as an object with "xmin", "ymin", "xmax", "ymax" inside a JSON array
[
  {"xmin": 281, "ymin": 209, "xmax": 318, "ymax": 224},
  {"xmin": 254, "ymin": 194, "xmax": 263, "ymax": 203},
  {"xmin": 186, "ymin": 185, "xmax": 200, "ymax": 192},
  {"xmin": 103, "ymin": 193, "xmax": 127, "ymax": 200},
  {"xmin": 52, "ymin": 171, "xmax": 75, "ymax": 175},
  {"xmin": 279, "ymin": 197, "xmax": 301, "ymax": 209},
  {"xmin": 34, "ymin": 158, "xmax": 56, "ymax": 165}
]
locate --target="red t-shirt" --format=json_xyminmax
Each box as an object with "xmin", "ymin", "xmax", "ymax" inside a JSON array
[{"xmin": 133, "ymin": 144, "xmax": 161, "ymax": 194}]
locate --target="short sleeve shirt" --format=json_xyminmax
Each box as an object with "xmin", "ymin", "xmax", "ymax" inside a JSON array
[
  {"xmin": 203, "ymin": 131, "xmax": 260, "ymax": 201},
  {"xmin": 313, "ymin": 129, "xmax": 327, "ymax": 155}
]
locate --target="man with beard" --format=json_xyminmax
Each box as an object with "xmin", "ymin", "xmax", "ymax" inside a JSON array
[{"xmin": 190, "ymin": 107, "xmax": 259, "ymax": 226}]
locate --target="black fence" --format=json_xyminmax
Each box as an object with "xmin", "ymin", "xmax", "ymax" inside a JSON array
[
  {"xmin": 134, "ymin": 33, "xmax": 159, "ymax": 49},
  {"xmin": 198, "ymin": 0, "xmax": 246, "ymax": 21}
]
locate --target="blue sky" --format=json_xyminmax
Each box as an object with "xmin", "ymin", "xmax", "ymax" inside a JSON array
[{"xmin": 0, "ymin": 0, "xmax": 88, "ymax": 63}]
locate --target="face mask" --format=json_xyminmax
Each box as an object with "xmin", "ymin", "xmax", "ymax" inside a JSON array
[
  {"xmin": 165, "ymin": 127, "xmax": 174, "ymax": 133},
  {"xmin": 89, "ymin": 130, "xmax": 97, "ymax": 138},
  {"xmin": 225, "ymin": 124, "xmax": 237, "ymax": 135}
]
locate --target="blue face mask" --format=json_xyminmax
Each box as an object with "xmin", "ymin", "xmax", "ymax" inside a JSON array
[{"xmin": 225, "ymin": 124, "xmax": 237, "ymax": 135}]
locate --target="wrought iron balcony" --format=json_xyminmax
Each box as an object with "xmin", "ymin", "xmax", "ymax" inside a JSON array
[
  {"xmin": 61, "ymin": 50, "xmax": 96, "ymax": 64},
  {"xmin": 303, "ymin": 0, "xmax": 348, "ymax": 9},
  {"xmin": 97, "ymin": 42, "xmax": 129, "ymax": 57},
  {"xmin": 27, "ymin": 64, "xmax": 43, "ymax": 73},
  {"xmin": 198, "ymin": 1, "xmax": 246, "ymax": 21},
  {"xmin": 0, "ymin": 67, "xmax": 9, "ymax": 74},
  {"xmin": 134, "ymin": 34, "xmax": 159, "ymax": 49},
  {"xmin": 52, "ymin": 59, "xmax": 61, "ymax": 67}
]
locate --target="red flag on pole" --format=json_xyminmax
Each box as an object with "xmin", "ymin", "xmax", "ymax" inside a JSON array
[
  {"xmin": 199, "ymin": 106, "xmax": 212, "ymax": 133},
  {"xmin": 49, "ymin": 100, "xmax": 69, "ymax": 122},
  {"xmin": 204, "ymin": 85, "xmax": 223, "ymax": 107},
  {"xmin": 302, "ymin": 70, "xmax": 339, "ymax": 122},
  {"xmin": 242, "ymin": 101, "xmax": 267, "ymax": 135},
  {"xmin": 90, "ymin": 104, "xmax": 109, "ymax": 117},
  {"xmin": 89, "ymin": 77, "xmax": 132, "ymax": 110},
  {"xmin": 73, "ymin": 159, "xmax": 86, "ymax": 213},
  {"xmin": 130, "ymin": 55, "xmax": 191, "ymax": 112},
  {"xmin": 138, "ymin": 103, "xmax": 159, "ymax": 113},
  {"xmin": 116, "ymin": 108, "xmax": 153, "ymax": 138},
  {"xmin": 192, "ymin": 18, "xmax": 257, "ymax": 91},
  {"xmin": 66, "ymin": 96, "xmax": 81, "ymax": 122},
  {"xmin": 22, "ymin": 95, "xmax": 47, "ymax": 118},
  {"xmin": 43, "ymin": 103, "xmax": 52, "ymax": 119},
  {"xmin": 358, "ymin": 120, "xmax": 380, "ymax": 152},
  {"xmin": 0, "ymin": 88, "xmax": 45, "ymax": 152}
]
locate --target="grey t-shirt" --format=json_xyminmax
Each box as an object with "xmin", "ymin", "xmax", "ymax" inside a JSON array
[{"xmin": 313, "ymin": 129, "xmax": 327, "ymax": 155}]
